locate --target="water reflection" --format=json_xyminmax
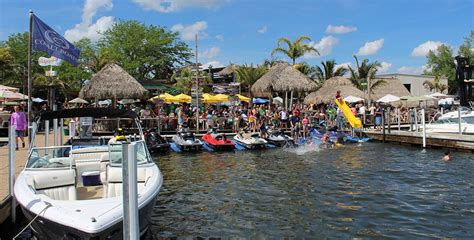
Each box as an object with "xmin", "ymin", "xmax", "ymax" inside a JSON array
[{"xmin": 152, "ymin": 143, "xmax": 474, "ymax": 238}]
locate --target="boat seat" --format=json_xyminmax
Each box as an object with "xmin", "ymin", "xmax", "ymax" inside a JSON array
[
  {"xmin": 27, "ymin": 169, "xmax": 77, "ymax": 201},
  {"xmin": 71, "ymin": 148, "xmax": 108, "ymax": 185},
  {"xmin": 103, "ymin": 166, "xmax": 153, "ymax": 198}
]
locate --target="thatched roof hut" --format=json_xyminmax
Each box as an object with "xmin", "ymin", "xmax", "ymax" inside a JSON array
[
  {"xmin": 79, "ymin": 63, "xmax": 147, "ymax": 99},
  {"xmin": 251, "ymin": 62, "xmax": 317, "ymax": 97},
  {"xmin": 217, "ymin": 64, "xmax": 237, "ymax": 76},
  {"xmin": 370, "ymin": 77, "xmax": 411, "ymax": 100},
  {"xmin": 304, "ymin": 77, "xmax": 364, "ymax": 105}
]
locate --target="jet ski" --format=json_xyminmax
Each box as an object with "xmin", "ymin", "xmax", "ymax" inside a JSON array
[
  {"xmin": 265, "ymin": 128, "xmax": 294, "ymax": 147},
  {"xmin": 202, "ymin": 128, "xmax": 235, "ymax": 151},
  {"xmin": 233, "ymin": 130, "xmax": 267, "ymax": 149},
  {"xmin": 172, "ymin": 128, "xmax": 203, "ymax": 151},
  {"xmin": 145, "ymin": 128, "xmax": 170, "ymax": 153}
]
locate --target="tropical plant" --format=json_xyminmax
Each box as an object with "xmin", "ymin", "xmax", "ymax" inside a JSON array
[
  {"xmin": 236, "ymin": 64, "xmax": 267, "ymax": 95},
  {"xmin": 315, "ymin": 60, "xmax": 348, "ymax": 82},
  {"xmin": 171, "ymin": 67, "xmax": 211, "ymax": 94},
  {"xmin": 348, "ymin": 55, "xmax": 385, "ymax": 92},
  {"xmin": 271, "ymin": 35, "xmax": 319, "ymax": 65},
  {"xmin": 422, "ymin": 75, "xmax": 448, "ymax": 93},
  {"xmin": 293, "ymin": 62, "xmax": 317, "ymax": 79}
]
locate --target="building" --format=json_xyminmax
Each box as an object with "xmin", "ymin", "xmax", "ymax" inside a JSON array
[{"xmin": 375, "ymin": 73, "xmax": 448, "ymax": 96}]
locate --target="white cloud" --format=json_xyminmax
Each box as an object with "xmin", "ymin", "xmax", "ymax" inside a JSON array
[
  {"xmin": 257, "ymin": 26, "xmax": 267, "ymax": 34},
  {"xmin": 64, "ymin": 0, "xmax": 114, "ymax": 42},
  {"xmin": 171, "ymin": 21, "xmax": 208, "ymax": 41},
  {"xmin": 397, "ymin": 64, "xmax": 429, "ymax": 75},
  {"xmin": 377, "ymin": 61, "xmax": 392, "ymax": 74},
  {"xmin": 305, "ymin": 36, "xmax": 339, "ymax": 58},
  {"xmin": 356, "ymin": 38, "xmax": 384, "ymax": 56},
  {"xmin": 200, "ymin": 47, "xmax": 220, "ymax": 59},
  {"xmin": 335, "ymin": 62, "xmax": 352, "ymax": 70},
  {"xmin": 411, "ymin": 41, "xmax": 444, "ymax": 57},
  {"xmin": 325, "ymin": 25, "xmax": 357, "ymax": 34},
  {"xmin": 133, "ymin": 0, "xmax": 225, "ymax": 13},
  {"xmin": 203, "ymin": 60, "xmax": 224, "ymax": 68},
  {"xmin": 215, "ymin": 34, "xmax": 224, "ymax": 41}
]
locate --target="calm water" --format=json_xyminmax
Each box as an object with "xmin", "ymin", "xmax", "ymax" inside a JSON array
[{"xmin": 150, "ymin": 143, "xmax": 474, "ymax": 238}]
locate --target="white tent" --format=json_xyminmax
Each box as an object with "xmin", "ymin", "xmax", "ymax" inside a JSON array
[
  {"xmin": 377, "ymin": 94, "xmax": 400, "ymax": 103},
  {"xmin": 32, "ymin": 97, "xmax": 46, "ymax": 103},
  {"xmin": 343, "ymin": 95, "xmax": 364, "ymax": 103},
  {"xmin": 273, "ymin": 96, "xmax": 283, "ymax": 105}
]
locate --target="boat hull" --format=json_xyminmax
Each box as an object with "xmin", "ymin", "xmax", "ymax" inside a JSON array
[
  {"xmin": 233, "ymin": 140, "xmax": 266, "ymax": 149},
  {"xmin": 20, "ymin": 196, "xmax": 156, "ymax": 240},
  {"xmin": 205, "ymin": 142, "xmax": 235, "ymax": 151},
  {"xmin": 147, "ymin": 143, "xmax": 170, "ymax": 153},
  {"xmin": 176, "ymin": 143, "xmax": 203, "ymax": 152}
]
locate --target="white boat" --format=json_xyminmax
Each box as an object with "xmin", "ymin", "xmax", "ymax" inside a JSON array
[
  {"xmin": 233, "ymin": 131, "xmax": 267, "ymax": 149},
  {"xmin": 265, "ymin": 129, "xmax": 294, "ymax": 147},
  {"xmin": 171, "ymin": 128, "xmax": 203, "ymax": 151},
  {"xmin": 14, "ymin": 108, "xmax": 163, "ymax": 239},
  {"xmin": 423, "ymin": 107, "xmax": 474, "ymax": 134}
]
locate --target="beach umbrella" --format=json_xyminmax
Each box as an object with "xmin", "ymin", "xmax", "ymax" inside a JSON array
[
  {"xmin": 273, "ymin": 96, "xmax": 283, "ymax": 105},
  {"xmin": 236, "ymin": 94, "xmax": 251, "ymax": 103},
  {"xmin": 118, "ymin": 99, "xmax": 135, "ymax": 104},
  {"xmin": 377, "ymin": 94, "xmax": 400, "ymax": 103},
  {"xmin": 32, "ymin": 97, "xmax": 46, "ymax": 103},
  {"xmin": 252, "ymin": 98, "xmax": 269, "ymax": 104},
  {"xmin": 0, "ymin": 84, "xmax": 19, "ymax": 92},
  {"xmin": 344, "ymin": 95, "xmax": 364, "ymax": 103},
  {"xmin": 0, "ymin": 90, "xmax": 29, "ymax": 100},
  {"xmin": 173, "ymin": 93, "xmax": 192, "ymax": 103},
  {"xmin": 68, "ymin": 97, "xmax": 89, "ymax": 104},
  {"xmin": 427, "ymin": 92, "xmax": 448, "ymax": 98}
]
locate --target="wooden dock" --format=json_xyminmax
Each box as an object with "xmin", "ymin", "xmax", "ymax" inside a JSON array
[{"xmin": 363, "ymin": 130, "xmax": 474, "ymax": 152}]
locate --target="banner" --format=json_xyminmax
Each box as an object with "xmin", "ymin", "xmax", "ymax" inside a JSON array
[
  {"xmin": 38, "ymin": 56, "xmax": 61, "ymax": 66},
  {"xmin": 32, "ymin": 14, "xmax": 80, "ymax": 66}
]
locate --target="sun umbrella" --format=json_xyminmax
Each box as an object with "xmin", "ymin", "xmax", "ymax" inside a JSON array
[
  {"xmin": 272, "ymin": 96, "xmax": 283, "ymax": 105},
  {"xmin": 427, "ymin": 92, "xmax": 448, "ymax": 98},
  {"xmin": 0, "ymin": 90, "xmax": 28, "ymax": 100},
  {"xmin": 377, "ymin": 94, "xmax": 400, "ymax": 103},
  {"xmin": 173, "ymin": 93, "xmax": 192, "ymax": 103},
  {"xmin": 68, "ymin": 97, "xmax": 89, "ymax": 104},
  {"xmin": 32, "ymin": 97, "xmax": 46, "ymax": 103},
  {"xmin": 235, "ymin": 94, "xmax": 251, "ymax": 103},
  {"xmin": 252, "ymin": 98, "xmax": 269, "ymax": 104},
  {"xmin": 343, "ymin": 95, "xmax": 364, "ymax": 103}
]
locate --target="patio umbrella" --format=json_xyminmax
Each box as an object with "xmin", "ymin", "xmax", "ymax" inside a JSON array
[
  {"xmin": 68, "ymin": 97, "xmax": 89, "ymax": 104},
  {"xmin": 32, "ymin": 97, "xmax": 46, "ymax": 103},
  {"xmin": 173, "ymin": 93, "xmax": 192, "ymax": 103},
  {"xmin": 0, "ymin": 90, "xmax": 28, "ymax": 100},
  {"xmin": 236, "ymin": 94, "xmax": 251, "ymax": 103},
  {"xmin": 273, "ymin": 96, "xmax": 283, "ymax": 105},
  {"xmin": 377, "ymin": 94, "xmax": 400, "ymax": 103},
  {"xmin": 343, "ymin": 95, "xmax": 364, "ymax": 103},
  {"xmin": 427, "ymin": 92, "xmax": 448, "ymax": 98},
  {"xmin": 252, "ymin": 98, "xmax": 269, "ymax": 104}
]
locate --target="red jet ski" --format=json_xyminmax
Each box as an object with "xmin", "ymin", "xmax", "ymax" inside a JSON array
[{"xmin": 202, "ymin": 129, "xmax": 235, "ymax": 151}]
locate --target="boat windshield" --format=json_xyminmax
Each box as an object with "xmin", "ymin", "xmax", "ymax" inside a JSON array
[
  {"xmin": 435, "ymin": 116, "xmax": 474, "ymax": 124},
  {"xmin": 26, "ymin": 146, "xmax": 73, "ymax": 169},
  {"xmin": 108, "ymin": 141, "xmax": 151, "ymax": 166}
]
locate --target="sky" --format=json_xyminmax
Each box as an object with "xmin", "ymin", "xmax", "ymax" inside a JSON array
[{"xmin": 0, "ymin": 0, "xmax": 473, "ymax": 75}]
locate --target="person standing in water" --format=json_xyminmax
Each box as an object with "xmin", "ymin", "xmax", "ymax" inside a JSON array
[{"xmin": 442, "ymin": 150, "xmax": 451, "ymax": 161}]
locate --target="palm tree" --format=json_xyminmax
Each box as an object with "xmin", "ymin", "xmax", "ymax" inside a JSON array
[
  {"xmin": 315, "ymin": 60, "xmax": 348, "ymax": 82},
  {"xmin": 348, "ymin": 55, "xmax": 385, "ymax": 93},
  {"xmin": 271, "ymin": 35, "xmax": 319, "ymax": 65},
  {"xmin": 293, "ymin": 62, "xmax": 317, "ymax": 79},
  {"xmin": 236, "ymin": 64, "xmax": 267, "ymax": 95},
  {"xmin": 423, "ymin": 75, "xmax": 448, "ymax": 93},
  {"xmin": 171, "ymin": 67, "xmax": 211, "ymax": 94}
]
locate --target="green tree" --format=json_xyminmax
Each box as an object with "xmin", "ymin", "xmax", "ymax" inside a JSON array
[
  {"xmin": 425, "ymin": 45, "xmax": 456, "ymax": 93},
  {"xmin": 271, "ymin": 35, "xmax": 319, "ymax": 65},
  {"xmin": 315, "ymin": 60, "xmax": 348, "ymax": 82},
  {"xmin": 459, "ymin": 30, "xmax": 473, "ymax": 60},
  {"xmin": 99, "ymin": 20, "xmax": 192, "ymax": 82},
  {"xmin": 422, "ymin": 75, "xmax": 448, "ymax": 93},
  {"xmin": 348, "ymin": 55, "xmax": 385, "ymax": 92},
  {"xmin": 0, "ymin": 47, "xmax": 15, "ymax": 83},
  {"xmin": 235, "ymin": 64, "xmax": 267, "ymax": 95},
  {"xmin": 171, "ymin": 67, "xmax": 211, "ymax": 94}
]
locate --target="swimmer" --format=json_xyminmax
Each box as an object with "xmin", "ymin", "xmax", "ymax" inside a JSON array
[{"xmin": 442, "ymin": 150, "xmax": 451, "ymax": 161}]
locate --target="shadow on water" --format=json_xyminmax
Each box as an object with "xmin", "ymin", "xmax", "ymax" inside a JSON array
[{"xmin": 150, "ymin": 143, "xmax": 474, "ymax": 238}]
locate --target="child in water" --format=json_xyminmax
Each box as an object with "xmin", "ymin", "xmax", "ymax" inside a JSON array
[{"xmin": 442, "ymin": 150, "xmax": 451, "ymax": 161}]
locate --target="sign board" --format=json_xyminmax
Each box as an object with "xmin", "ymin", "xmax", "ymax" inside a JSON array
[
  {"xmin": 45, "ymin": 70, "xmax": 56, "ymax": 76},
  {"xmin": 79, "ymin": 117, "xmax": 93, "ymax": 126},
  {"xmin": 38, "ymin": 56, "xmax": 61, "ymax": 66}
]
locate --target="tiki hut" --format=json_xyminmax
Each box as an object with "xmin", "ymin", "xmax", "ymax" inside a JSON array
[
  {"xmin": 371, "ymin": 77, "xmax": 411, "ymax": 100},
  {"xmin": 217, "ymin": 64, "xmax": 237, "ymax": 76},
  {"xmin": 251, "ymin": 62, "xmax": 317, "ymax": 108},
  {"xmin": 304, "ymin": 77, "xmax": 364, "ymax": 105},
  {"xmin": 79, "ymin": 64, "xmax": 147, "ymax": 101}
]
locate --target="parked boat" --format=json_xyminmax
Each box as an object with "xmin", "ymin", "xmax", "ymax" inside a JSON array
[
  {"xmin": 14, "ymin": 108, "xmax": 163, "ymax": 239},
  {"xmin": 202, "ymin": 129, "xmax": 235, "ymax": 151},
  {"xmin": 233, "ymin": 131, "xmax": 267, "ymax": 149},
  {"xmin": 144, "ymin": 128, "xmax": 170, "ymax": 153},
  {"xmin": 172, "ymin": 128, "xmax": 203, "ymax": 151},
  {"xmin": 423, "ymin": 107, "xmax": 474, "ymax": 134},
  {"xmin": 265, "ymin": 129, "xmax": 294, "ymax": 146}
]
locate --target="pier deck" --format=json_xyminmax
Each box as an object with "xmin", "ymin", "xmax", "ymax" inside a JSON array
[{"xmin": 363, "ymin": 130, "xmax": 474, "ymax": 152}]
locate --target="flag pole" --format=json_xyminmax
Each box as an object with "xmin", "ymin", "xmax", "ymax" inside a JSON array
[{"xmin": 28, "ymin": 10, "xmax": 33, "ymax": 144}]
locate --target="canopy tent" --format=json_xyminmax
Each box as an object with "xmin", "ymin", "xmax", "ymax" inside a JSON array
[
  {"xmin": 253, "ymin": 98, "xmax": 269, "ymax": 104},
  {"xmin": 377, "ymin": 94, "xmax": 400, "ymax": 103},
  {"xmin": 273, "ymin": 96, "xmax": 283, "ymax": 105},
  {"xmin": 235, "ymin": 94, "xmax": 251, "ymax": 103},
  {"xmin": 68, "ymin": 97, "xmax": 89, "ymax": 104},
  {"xmin": 343, "ymin": 95, "xmax": 364, "ymax": 103},
  {"xmin": 400, "ymin": 95, "xmax": 434, "ymax": 102}
]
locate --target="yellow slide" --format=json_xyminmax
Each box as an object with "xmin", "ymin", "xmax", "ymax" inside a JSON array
[{"xmin": 334, "ymin": 99, "xmax": 362, "ymax": 128}]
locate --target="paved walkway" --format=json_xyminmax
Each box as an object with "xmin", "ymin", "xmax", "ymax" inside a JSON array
[{"xmin": 0, "ymin": 133, "xmax": 68, "ymax": 203}]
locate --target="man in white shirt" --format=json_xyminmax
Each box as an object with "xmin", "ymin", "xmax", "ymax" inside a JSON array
[{"xmin": 358, "ymin": 105, "xmax": 366, "ymax": 126}]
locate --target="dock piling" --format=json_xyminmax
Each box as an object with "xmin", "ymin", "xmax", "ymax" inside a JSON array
[
  {"xmin": 421, "ymin": 109, "xmax": 426, "ymax": 148},
  {"xmin": 414, "ymin": 108, "xmax": 418, "ymax": 132},
  {"xmin": 44, "ymin": 120, "xmax": 49, "ymax": 153},
  {"xmin": 458, "ymin": 107, "xmax": 462, "ymax": 135},
  {"xmin": 60, "ymin": 119, "xmax": 64, "ymax": 145},
  {"xmin": 122, "ymin": 142, "xmax": 140, "ymax": 240},
  {"xmin": 69, "ymin": 120, "xmax": 75, "ymax": 139},
  {"xmin": 53, "ymin": 105, "xmax": 58, "ymax": 146},
  {"xmin": 397, "ymin": 108, "xmax": 401, "ymax": 131},
  {"xmin": 8, "ymin": 124, "xmax": 16, "ymax": 223}
]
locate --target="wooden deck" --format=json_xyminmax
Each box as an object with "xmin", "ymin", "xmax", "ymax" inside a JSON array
[{"xmin": 363, "ymin": 130, "xmax": 474, "ymax": 152}]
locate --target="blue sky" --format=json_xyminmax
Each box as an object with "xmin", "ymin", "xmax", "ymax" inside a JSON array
[{"xmin": 1, "ymin": 0, "xmax": 472, "ymax": 74}]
